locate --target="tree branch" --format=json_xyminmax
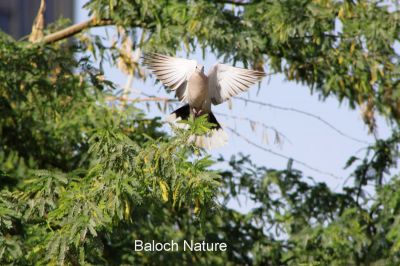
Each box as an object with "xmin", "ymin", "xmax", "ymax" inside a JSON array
[
  {"xmin": 29, "ymin": 0, "xmax": 46, "ymax": 42},
  {"xmin": 38, "ymin": 17, "xmax": 114, "ymax": 44}
]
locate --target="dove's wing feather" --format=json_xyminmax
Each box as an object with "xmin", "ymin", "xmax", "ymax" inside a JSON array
[
  {"xmin": 143, "ymin": 53, "xmax": 197, "ymax": 102},
  {"xmin": 208, "ymin": 63, "xmax": 265, "ymax": 105}
]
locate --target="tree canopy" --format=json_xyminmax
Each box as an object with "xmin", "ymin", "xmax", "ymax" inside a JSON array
[{"xmin": 1, "ymin": 0, "xmax": 400, "ymax": 265}]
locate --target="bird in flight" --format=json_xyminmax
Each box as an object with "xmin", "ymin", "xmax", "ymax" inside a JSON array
[{"xmin": 143, "ymin": 53, "xmax": 265, "ymax": 149}]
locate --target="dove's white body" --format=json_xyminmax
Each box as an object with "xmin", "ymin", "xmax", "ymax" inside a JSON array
[
  {"xmin": 144, "ymin": 53, "xmax": 265, "ymax": 149},
  {"xmin": 187, "ymin": 71, "xmax": 211, "ymax": 115}
]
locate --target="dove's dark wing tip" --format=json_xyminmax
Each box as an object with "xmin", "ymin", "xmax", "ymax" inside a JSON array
[
  {"xmin": 141, "ymin": 53, "xmax": 159, "ymax": 63},
  {"xmin": 142, "ymin": 52, "xmax": 166, "ymax": 62},
  {"xmin": 255, "ymin": 71, "xmax": 267, "ymax": 77}
]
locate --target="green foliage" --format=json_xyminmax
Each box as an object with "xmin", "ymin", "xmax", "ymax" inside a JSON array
[
  {"xmin": 0, "ymin": 29, "xmax": 219, "ymax": 264},
  {"xmin": 1, "ymin": 0, "xmax": 400, "ymax": 265}
]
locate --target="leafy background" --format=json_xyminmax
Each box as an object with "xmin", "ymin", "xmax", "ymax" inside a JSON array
[{"xmin": 1, "ymin": 0, "xmax": 400, "ymax": 265}]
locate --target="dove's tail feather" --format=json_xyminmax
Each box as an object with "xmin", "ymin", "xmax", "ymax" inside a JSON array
[
  {"xmin": 188, "ymin": 128, "xmax": 228, "ymax": 149},
  {"xmin": 166, "ymin": 105, "xmax": 228, "ymax": 149},
  {"xmin": 166, "ymin": 104, "xmax": 190, "ymax": 127}
]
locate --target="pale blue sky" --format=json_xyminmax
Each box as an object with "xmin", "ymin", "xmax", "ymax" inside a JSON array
[{"xmin": 75, "ymin": 0, "xmax": 392, "ymax": 194}]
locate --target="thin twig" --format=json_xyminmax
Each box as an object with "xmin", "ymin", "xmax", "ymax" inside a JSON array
[
  {"xmin": 214, "ymin": 112, "xmax": 292, "ymax": 145},
  {"xmin": 110, "ymin": 92, "xmax": 367, "ymax": 151},
  {"xmin": 113, "ymin": 94, "xmax": 361, "ymax": 146},
  {"xmin": 226, "ymin": 127, "xmax": 342, "ymax": 180},
  {"xmin": 234, "ymin": 96, "xmax": 370, "ymax": 145},
  {"xmin": 111, "ymin": 93, "xmax": 368, "ymax": 147}
]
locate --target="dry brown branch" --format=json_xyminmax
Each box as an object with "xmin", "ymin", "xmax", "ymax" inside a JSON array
[
  {"xmin": 38, "ymin": 17, "xmax": 113, "ymax": 44},
  {"xmin": 29, "ymin": 0, "xmax": 46, "ymax": 42}
]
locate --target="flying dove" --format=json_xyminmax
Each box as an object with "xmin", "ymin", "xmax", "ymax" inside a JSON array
[{"xmin": 143, "ymin": 53, "xmax": 265, "ymax": 149}]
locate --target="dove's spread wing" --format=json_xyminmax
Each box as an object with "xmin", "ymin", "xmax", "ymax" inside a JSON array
[
  {"xmin": 143, "ymin": 53, "xmax": 197, "ymax": 102},
  {"xmin": 208, "ymin": 63, "xmax": 265, "ymax": 105}
]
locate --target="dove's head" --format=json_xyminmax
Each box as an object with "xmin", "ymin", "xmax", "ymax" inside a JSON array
[{"xmin": 195, "ymin": 64, "xmax": 204, "ymax": 73}]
